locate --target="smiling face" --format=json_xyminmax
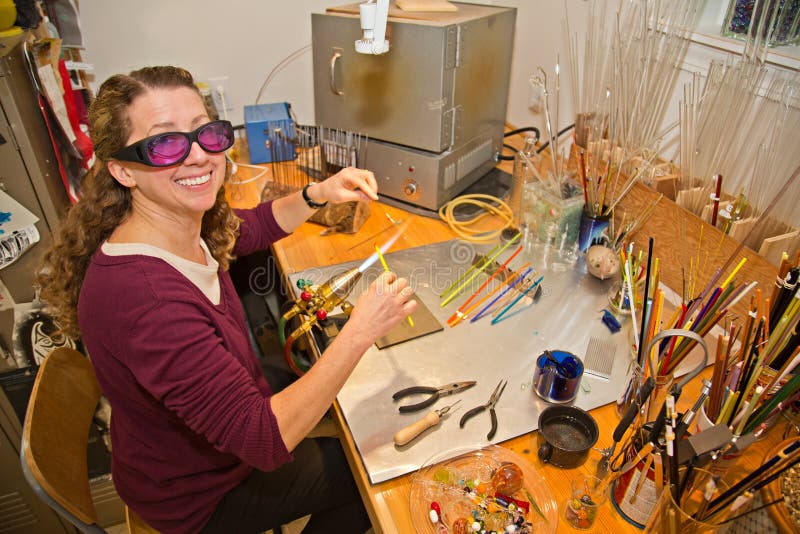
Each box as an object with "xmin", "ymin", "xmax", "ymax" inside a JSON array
[{"xmin": 107, "ymin": 86, "xmax": 226, "ymax": 222}]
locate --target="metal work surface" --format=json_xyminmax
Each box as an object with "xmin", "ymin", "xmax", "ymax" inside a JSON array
[{"xmin": 287, "ymin": 239, "xmax": 696, "ymax": 484}]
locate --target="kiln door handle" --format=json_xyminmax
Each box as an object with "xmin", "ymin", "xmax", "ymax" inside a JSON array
[{"xmin": 330, "ymin": 49, "xmax": 344, "ymax": 96}]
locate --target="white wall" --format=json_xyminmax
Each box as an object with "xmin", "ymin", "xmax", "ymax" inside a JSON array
[
  {"xmin": 79, "ymin": 0, "xmax": 591, "ymax": 134},
  {"xmin": 79, "ymin": 1, "xmax": 794, "ymax": 150},
  {"xmin": 81, "ymin": 0, "xmax": 336, "ymax": 126}
]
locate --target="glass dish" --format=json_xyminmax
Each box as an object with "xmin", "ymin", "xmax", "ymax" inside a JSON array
[{"xmin": 409, "ymin": 444, "xmax": 558, "ymax": 533}]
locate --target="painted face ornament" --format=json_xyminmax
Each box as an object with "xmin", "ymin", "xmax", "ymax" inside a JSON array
[{"xmin": 586, "ymin": 245, "xmax": 620, "ymax": 280}]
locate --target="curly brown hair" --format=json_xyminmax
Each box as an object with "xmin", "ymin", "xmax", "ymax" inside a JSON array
[{"xmin": 35, "ymin": 66, "xmax": 240, "ymax": 339}]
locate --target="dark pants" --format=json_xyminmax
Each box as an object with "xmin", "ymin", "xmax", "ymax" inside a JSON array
[{"xmin": 200, "ymin": 437, "xmax": 371, "ymax": 534}]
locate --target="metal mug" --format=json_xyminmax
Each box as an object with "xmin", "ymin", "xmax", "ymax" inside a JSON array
[
  {"xmin": 537, "ymin": 405, "xmax": 599, "ymax": 468},
  {"xmin": 532, "ymin": 350, "xmax": 584, "ymax": 404}
]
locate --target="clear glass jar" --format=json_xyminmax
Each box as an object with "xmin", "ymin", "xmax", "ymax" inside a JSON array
[
  {"xmin": 645, "ymin": 468, "xmax": 734, "ymax": 532},
  {"xmin": 722, "ymin": 0, "xmax": 800, "ymax": 47},
  {"xmin": 508, "ymin": 136, "xmax": 538, "ymax": 226},
  {"xmin": 520, "ymin": 180, "xmax": 583, "ymax": 246}
]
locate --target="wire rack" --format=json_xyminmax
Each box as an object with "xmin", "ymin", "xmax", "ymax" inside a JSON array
[{"xmin": 259, "ymin": 122, "xmax": 369, "ymax": 202}]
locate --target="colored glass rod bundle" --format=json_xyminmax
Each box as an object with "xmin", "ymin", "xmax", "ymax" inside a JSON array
[
  {"xmin": 438, "ymin": 237, "xmax": 545, "ymax": 326},
  {"xmin": 608, "ymin": 204, "xmax": 800, "ymax": 528},
  {"xmin": 698, "ymin": 438, "xmax": 800, "ymax": 524},
  {"xmin": 703, "ymin": 252, "xmax": 800, "ymax": 438},
  {"xmin": 617, "ymin": 237, "xmax": 662, "ymax": 370},
  {"xmin": 647, "ymin": 438, "xmax": 800, "ymax": 529},
  {"xmin": 658, "ymin": 258, "xmax": 751, "ymax": 375}
]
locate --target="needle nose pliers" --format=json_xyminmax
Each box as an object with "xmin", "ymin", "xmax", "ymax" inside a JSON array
[
  {"xmin": 459, "ymin": 379, "xmax": 507, "ymax": 440},
  {"xmin": 392, "ymin": 381, "xmax": 476, "ymax": 413}
]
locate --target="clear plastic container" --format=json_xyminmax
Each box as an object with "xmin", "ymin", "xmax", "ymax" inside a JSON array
[
  {"xmin": 521, "ymin": 180, "xmax": 582, "ymax": 243},
  {"xmin": 519, "ymin": 179, "xmax": 583, "ymax": 270}
]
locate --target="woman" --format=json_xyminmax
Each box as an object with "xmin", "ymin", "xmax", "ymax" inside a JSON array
[{"xmin": 36, "ymin": 66, "xmax": 416, "ymax": 534}]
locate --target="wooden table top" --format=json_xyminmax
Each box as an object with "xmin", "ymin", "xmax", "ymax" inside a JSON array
[{"xmin": 225, "ymin": 154, "xmax": 789, "ymax": 533}]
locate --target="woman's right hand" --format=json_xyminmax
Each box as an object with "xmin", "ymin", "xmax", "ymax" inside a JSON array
[
  {"xmin": 272, "ymin": 271, "xmax": 416, "ymax": 449},
  {"xmin": 347, "ymin": 271, "xmax": 417, "ymax": 343}
]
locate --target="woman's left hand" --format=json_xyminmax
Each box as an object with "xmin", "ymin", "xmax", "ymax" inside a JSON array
[{"xmin": 312, "ymin": 167, "xmax": 379, "ymax": 204}]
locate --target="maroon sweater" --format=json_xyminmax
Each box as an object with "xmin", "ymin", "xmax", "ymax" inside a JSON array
[{"xmin": 78, "ymin": 201, "xmax": 292, "ymax": 533}]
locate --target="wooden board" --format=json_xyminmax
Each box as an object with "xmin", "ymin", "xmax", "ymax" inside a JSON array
[
  {"xmin": 759, "ymin": 230, "xmax": 800, "ymax": 266},
  {"xmin": 614, "ymin": 181, "xmax": 778, "ymax": 322},
  {"xmin": 327, "ymin": 2, "xmax": 452, "ymax": 21},
  {"xmin": 397, "ymin": 0, "xmax": 457, "ymax": 12}
]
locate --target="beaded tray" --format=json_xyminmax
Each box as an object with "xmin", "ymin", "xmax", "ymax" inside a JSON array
[{"xmin": 409, "ymin": 445, "xmax": 558, "ymax": 533}]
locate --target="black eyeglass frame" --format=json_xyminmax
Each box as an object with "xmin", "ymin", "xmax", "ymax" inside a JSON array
[{"xmin": 111, "ymin": 120, "xmax": 234, "ymax": 167}]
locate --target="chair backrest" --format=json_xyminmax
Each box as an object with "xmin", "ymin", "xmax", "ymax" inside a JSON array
[
  {"xmin": 20, "ymin": 347, "xmax": 106, "ymax": 533},
  {"xmin": 126, "ymin": 505, "xmax": 160, "ymax": 534}
]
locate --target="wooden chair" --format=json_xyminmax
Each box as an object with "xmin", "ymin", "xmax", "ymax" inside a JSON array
[
  {"xmin": 126, "ymin": 506, "xmax": 159, "ymax": 534},
  {"xmin": 20, "ymin": 347, "xmax": 158, "ymax": 533}
]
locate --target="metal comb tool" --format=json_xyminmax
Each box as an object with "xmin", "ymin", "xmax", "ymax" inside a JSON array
[{"xmin": 584, "ymin": 337, "xmax": 616, "ymax": 380}]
